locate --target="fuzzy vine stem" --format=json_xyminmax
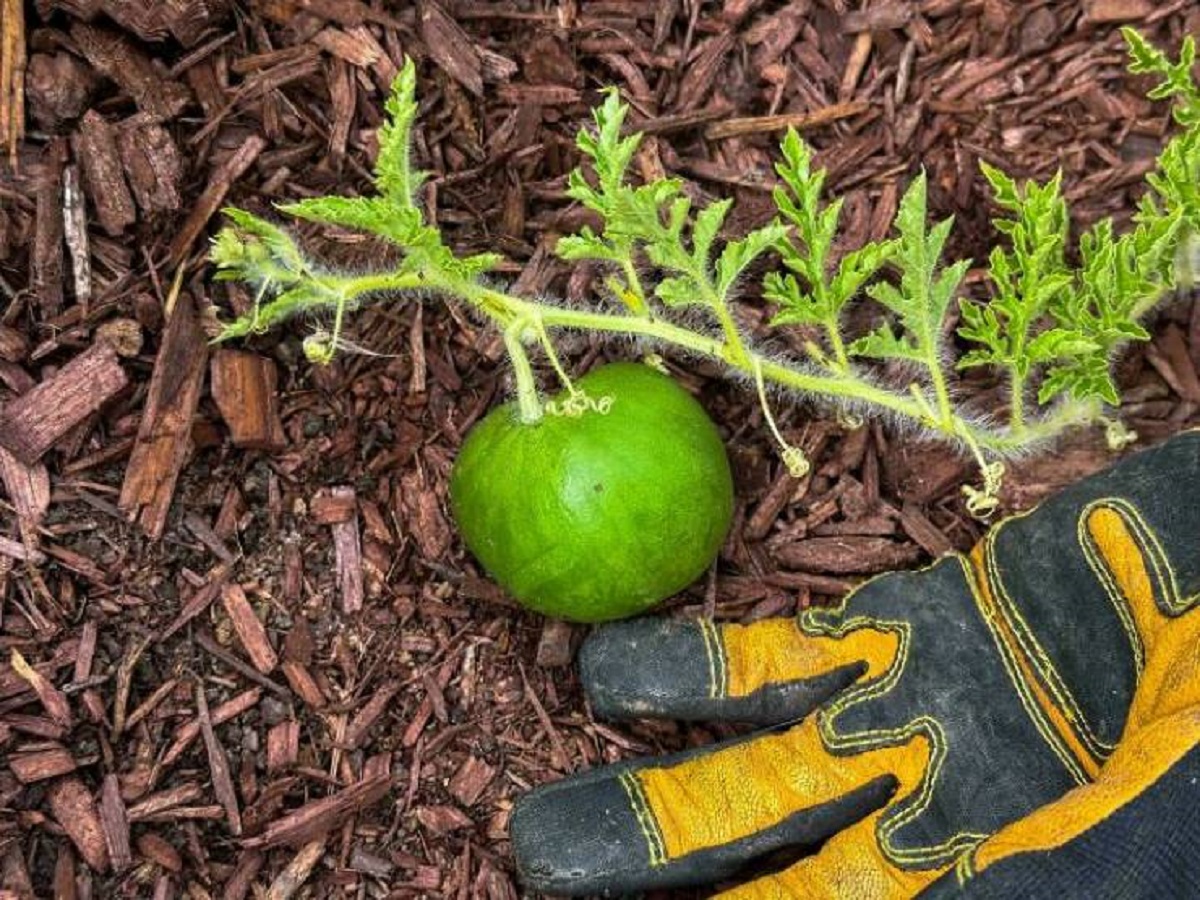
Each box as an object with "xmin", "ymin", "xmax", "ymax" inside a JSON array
[
  {"xmin": 825, "ymin": 324, "xmax": 850, "ymax": 372},
  {"xmin": 531, "ymin": 314, "xmax": 579, "ymax": 399},
  {"xmin": 1009, "ymin": 370, "xmax": 1026, "ymax": 435},
  {"xmin": 257, "ymin": 265, "xmax": 1100, "ymax": 457},
  {"xmin": 484, "ymin": 285, "xmax": 932, "ymax": 422},
  {"xmin": 502, "ymin": 318, "xmax": 542, "ymax": 424},
  {"xmin": 928, "ymin": 349, "xmax": 955, "ymax": 430},
  {"xmin": 702, "ymin": 281, "xmax": 752, "ymax": 366}
]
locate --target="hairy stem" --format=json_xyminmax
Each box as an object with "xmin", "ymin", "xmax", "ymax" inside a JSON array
[
  {"xmin": 503, "ymin": 319, "xmax": 543, "ymax": 423},
  {"xmin": 620, "ymin": 258, "xmax": 649, "ymax": 316},
  {"xmin": 274, "ymin": 263, "xmax": 1106, "ymax": 457},
  {"xmin": 956, "ymin": 397, "xmax": 1100, "ymax": 453},
  {"xmin": 299, "ymin": 270, "xmax": 1104, "ymax": 455},
  {"xmin": 337, "ymin": 271, "xmax": 426, "ymax": 296},
  {"xmin": 488, "ymin": 289, "xmax": 952, "ymax": 439},
  {"xmin": 927, "ymin": 349, "xmax": 954, "ymax": 429},
  {"xmin": 713, "ymin": 301, "xmax": 750, "ymax": 365},
  {"xmin": 825, "ymin": 320, "xmax": 850, "ymax": 371},
  {"xmin": 532, "ymin": 315, "xmax": 578, "ymax": 396},
  {"xmin": 1009, "ymin": 365, "xmax": 1026, "ymax": 433}
]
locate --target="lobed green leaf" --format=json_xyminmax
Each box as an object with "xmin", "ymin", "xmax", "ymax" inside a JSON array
[
  {"xmin": 848, "ymin": 323, "xmax": 922, "ymax": 362},
  {"xmin": 716, "ymin": 224, "xmax": 788, "ymax": 298},
  {"xmin": 282, "ymin": 196, "xmax": 423, "ymax": 247},
  {"xmin": 375, "ymin": 59, "xmax": 425, "ymax": 204}
]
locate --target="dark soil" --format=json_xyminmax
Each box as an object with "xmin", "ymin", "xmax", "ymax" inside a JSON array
[{"xmin": 1, "ymin": 1, "xmax": 1198, "ymax": 898}]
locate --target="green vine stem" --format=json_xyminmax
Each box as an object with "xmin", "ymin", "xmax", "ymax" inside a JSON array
[
  {"xmin": 216, "ymin": 260, "xmax": 1105, "ymax": 459},
  {"xmin": 502, "ymin": 318, "xmax": 542, "ymax": 424}
]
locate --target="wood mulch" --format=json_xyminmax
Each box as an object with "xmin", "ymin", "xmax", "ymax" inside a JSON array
[{"xmin": 1, "ymin": 1, "xmax": 1199, "ymax": 898}]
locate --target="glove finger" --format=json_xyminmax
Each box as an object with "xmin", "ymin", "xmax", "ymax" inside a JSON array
[
  {"xmin": 511, "ymin": 716, "xmax": 915, "ymax": 897},
  {"xmin": 969, "ymin": 433, "xmax": 1200, "ymax": 768},
  {"xmin": 581, "ymin": 616, "xmax": 897, "ymax": 725},
  {"xmin": 1081, "ymin": 501, "xmax": 1179, "ymax": 653}
]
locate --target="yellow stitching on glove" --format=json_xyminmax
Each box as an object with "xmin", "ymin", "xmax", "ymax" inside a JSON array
[
  {"xmin": 982, "ymin": 523, "xmax": 1116, "ymax": 760},
  {"xmin": 980, "ymin": 496, "xmax": 1196, "ymax": 766},
  {"xmin": 718, "ymin": 619, "xmax": 897, "ymax": 700},
  {"xmin": 633, "ymin": 717, "xmax": 929, "ymax": 864},
  {"xmin": 619, "ymin": 770, "xmax": 667, "ymax": 867},
  {"xmin": 967, "ymin": 501, "xmax": 1200, "ymax": 878},
  {"xmin": 698, "ymin": 618, "xmax": 727, "ymax": 699},
  {"xmin": 969, "ymin": 545, "xmax": 1098, "ymax": 783},
  {"xmin": 1082, "ymin": 501, "xmax": 1200, "ymax": 730},
  {"xmin": 802, "ymin": 566, "xmax": 987, "ymax": 868},
  {"xmin": 1081, "ymin": 501, "xmax": 1185, "ymax": 647}
]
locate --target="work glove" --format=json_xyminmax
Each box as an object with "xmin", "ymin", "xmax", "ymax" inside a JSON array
[{"xmin": 509, "ymin": 430, "xmax": 1200, "ymax": 898}]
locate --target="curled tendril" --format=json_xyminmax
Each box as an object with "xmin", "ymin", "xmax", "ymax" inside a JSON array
[
  {"xmin": 962, "ymin": 460, "xmax": 1006, "ymax": 520},
  {"xmin": 1104, "ymin": 418, "xmax": 1139, "ymax": 451},
  {"xmin": 779, "ymin": 447, "xmax": 812, "ymax": 479},
  {"xmin": 837, "ymin": 410, "xmax": 865, "ymax": 430},
  {"xmin": 752, "ymin": 359, "xmax": 811, "ymax": 479},
  {"xmin": 545, "ymin": 391, "xmax": 615, "ymax": 418}
]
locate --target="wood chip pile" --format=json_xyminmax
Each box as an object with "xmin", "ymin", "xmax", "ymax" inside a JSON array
[{"xmin": 0, "ymin": 1, "xmax": 1197, "ymax": 896}]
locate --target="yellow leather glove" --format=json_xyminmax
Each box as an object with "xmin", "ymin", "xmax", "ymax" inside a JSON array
[{"xmin": 509, "ymin": 431, "xmax": 1200, "ymax": 898}]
